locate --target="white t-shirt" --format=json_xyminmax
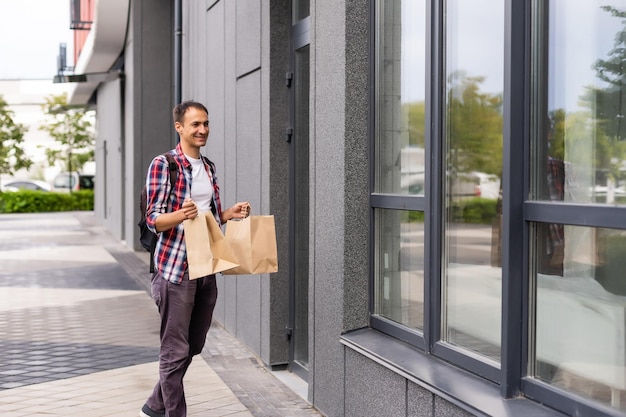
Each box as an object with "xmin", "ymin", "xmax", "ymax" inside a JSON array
[{"xmin": 186, "ymin": 154, "xmax": 213, "ymax": 213}]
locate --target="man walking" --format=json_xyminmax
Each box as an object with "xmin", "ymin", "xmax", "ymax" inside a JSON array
[{"xmin": 140, "ymin": 101, "xmax": 249, "ymax": 417}]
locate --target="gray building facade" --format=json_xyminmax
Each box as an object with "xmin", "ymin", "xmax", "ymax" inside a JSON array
[{"xmin": 66, "ymin": 1, "xmax": 626, "ymax": 416}]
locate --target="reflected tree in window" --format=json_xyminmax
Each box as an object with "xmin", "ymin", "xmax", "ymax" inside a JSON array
[
  {"xmin": 546, "ymin": 109, "xmax": 565, "ymax": 161},
  {"xmin": 583, "ymin": 6, "xmax": 626, "ymax": 199},
  {"xmin": 447, "ymin": 71, "xmax": 503, "ymax": 177}
]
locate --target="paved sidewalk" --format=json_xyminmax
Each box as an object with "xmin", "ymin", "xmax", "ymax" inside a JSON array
[{"xmin": 0, "ymin": 211, "xmax": 321, "ymax": 417}]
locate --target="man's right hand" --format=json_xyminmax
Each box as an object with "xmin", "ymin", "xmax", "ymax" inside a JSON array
[{"xmin": 181, "ymin": 199, "xmax": 198, "ymax": 221}]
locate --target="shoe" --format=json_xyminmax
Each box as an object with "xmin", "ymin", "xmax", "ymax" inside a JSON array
[{"xmin": 140, "ymin": 403, "xmax": 165, "ymax": 417}]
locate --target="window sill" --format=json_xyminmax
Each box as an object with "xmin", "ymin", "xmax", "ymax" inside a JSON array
[{"xmin": 340, "ymin": 328, "xmax": 566, "ymax": 417}]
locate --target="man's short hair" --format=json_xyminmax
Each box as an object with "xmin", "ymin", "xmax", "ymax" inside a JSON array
[{"xmin": 173, "ymin": 101, "xmax": 208, "ymax": 124}]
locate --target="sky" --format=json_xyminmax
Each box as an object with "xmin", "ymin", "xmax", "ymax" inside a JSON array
[
  {"xmin": 0, "ymin": 0, "xmax": 74, "ymax": 80},
  {"xmin": 400, "ymin": 0, "xmax": 505, "ymax": 104}
]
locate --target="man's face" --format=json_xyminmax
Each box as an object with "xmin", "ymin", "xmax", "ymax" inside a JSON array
[{"xmin": 175, "ymin": 107, "xmax": 209, "ymax": 148}]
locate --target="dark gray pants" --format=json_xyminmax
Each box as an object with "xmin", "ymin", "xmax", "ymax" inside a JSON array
[{"xmin": 146, "ymin": 272, "xmax": 217, "ymax": 417}]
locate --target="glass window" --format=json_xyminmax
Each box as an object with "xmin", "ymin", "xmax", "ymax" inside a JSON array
[
  {"xmin": 374, "ymin": 209, "xmax": 425, "ymax": 329},
  {"xmin": 442, "ymin": 0, "xmax": 504, "ymax": 361},
  {"xmin": 373, "ymin": 0, "xmax": 426, "ymax": 330},
  {"xmin": 530, "ymin": 1, "xmax": 626, "ymax": 412},
  {"xmin": 375, "ymin": 0, "xmax": 426, "ymax": 196},
  {"xmin": 368, "ymin": 0, "xmax": 626, "ymax": 413},
  {"xmin": 531, "ymin": 224, "xmax": 626, "ymax": 411},
  {"xmin": 532, "ymin": 1, "xmax": 626, "ymax": 206}
]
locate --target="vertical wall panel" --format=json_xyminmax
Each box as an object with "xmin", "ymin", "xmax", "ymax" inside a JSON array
[
  {"xmin": 236, "ymin": 0, "xmax": 262, "ymax": 75},
  {"xmin": 202, "ymin": 1, "xmax": 229, "ymax": 324},
  {"xmin": 234, "ymin": 71, "xmax": 263, "ymax": 351},
  {"xmin": 222, "ymin": 0, "xmax": 239, "ymax": 331}
]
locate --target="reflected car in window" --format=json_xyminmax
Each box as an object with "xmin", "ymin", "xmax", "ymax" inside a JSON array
[
  {"xmin": 1, "ymin": 179, "xmax": 52, "ymax": 192},
  {"xmin": 52, "ymin": 172, "xmax": 95, "ymax": 192}
]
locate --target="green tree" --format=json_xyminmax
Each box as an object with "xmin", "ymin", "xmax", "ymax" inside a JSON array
[
  {"xmin": 0, "ymin": 95, "xmax": 32, "ymax": 182},
  {"xmin": 39, "ymin": 93, "xmax": 94, "ymax": 174},
  {"xmin": 589, "ymin": 6, "xmax": 626, "ymax": 141},
  {"xmin": 447, "ymin": 71, "xmax": 503, "ymax": 176}
]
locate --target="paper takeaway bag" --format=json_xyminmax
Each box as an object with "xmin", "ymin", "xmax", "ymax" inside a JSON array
[
  {"xmin": 223, "ymin": 215, "xmax": 278, "ymax": 275},
  {"xmin": 183, "ymin": 212, "xmax": 240, "ymax": 279}
]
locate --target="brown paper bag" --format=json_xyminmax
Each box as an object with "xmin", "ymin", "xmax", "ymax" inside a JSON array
[
  {"xmin": 183, "ymin": 212, "xmax": 239, "ymax": 279},
  {"xmin": 223, "ymin": 215, "xmax": 278, "ymax": 275}
]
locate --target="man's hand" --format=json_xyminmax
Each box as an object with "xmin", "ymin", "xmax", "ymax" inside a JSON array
[
  {"xmin": 181, "ymin": 198, "xmax": 198, "ymax": 220},
  {"xmin": 221, "ymin": 202, "xmax": 251, "ymax": 223},
  {"xmin": 238, "ymin": 202, "xmax": 251, "ymax": 218}
]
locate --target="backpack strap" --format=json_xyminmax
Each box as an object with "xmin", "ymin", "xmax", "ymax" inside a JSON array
[
  {"xmin": 149, "ymin": 152, "xmax": 179, "ymax": 273},
  {"xmin": 164, "ymin": 152, "xmax": 178, "ymax": 195},
  {"xmin": 201, "ymin": 155, "xmax": 219, "ymax": 219}
]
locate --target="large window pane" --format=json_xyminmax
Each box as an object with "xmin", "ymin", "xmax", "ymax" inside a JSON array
[
  {"xmin": 374, "ymin": 209, "xmax": 424, "ymax": 329},
  {"xmin": 373, "ymin": 0, "xmax": 426, "ymax": 330},
  {"xmin": 530, "ymin": 2, "xmax": 626, "ymax": 410},
  {"xmin": 532, "ymin": 224, "xmax": 626, "ymax": 411},
  {"xmin": 442, "ymin": 0, "xmax": 504, "ymax": 361},
  {"xmin": 532, "ymin": 1, "xmax": 626, "ymax": 205},
  {"xmin": 375, "ymin": 0, "xmax": 426, "ymax": 196}
]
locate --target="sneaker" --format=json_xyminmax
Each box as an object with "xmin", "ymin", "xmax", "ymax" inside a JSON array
[{"xmin": 139, "ymin": 404, "xmax": 165, "ymax": 417}]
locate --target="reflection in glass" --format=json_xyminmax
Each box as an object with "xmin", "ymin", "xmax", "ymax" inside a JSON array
[
  {"xmin": 374, "ymin": 209, "xmax": 424, "ymax": 330},
  {"xmin": 530, "ymin": 2, "xmax": 626, "ymax": 409},
  {"xmin": 442, "ymin": 0, "xmax": 504, "ymax": 361},
  {"xmin": 532, "ymin": 224, "xmax": 626, "ymax": 411},
  {"xmin": 375, "ymin": 0, "xmax": 426, "ymax": 196},
  {"xmin": 532, "ymin": 1, "xmax": 626, "ymax": 205}
]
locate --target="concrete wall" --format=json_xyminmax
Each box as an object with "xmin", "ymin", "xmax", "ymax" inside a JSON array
[
  {"xmin": 308, "ymin": 0, "xmax": 346, "ymax": 413},
  {"xmin": 307, "ymin": 0, "xmax": 371, "ymax": 414},
  {"xmin": 345, "ymin": 350, "xmax": 474, "ymax": 417}
]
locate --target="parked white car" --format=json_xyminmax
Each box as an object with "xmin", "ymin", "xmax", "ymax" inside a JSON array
[
  {"xmin": 450, "ymin": 172, "xmax": 501, "ymax": 199},
  {"xmin": 1, "ymin": 179, "xmax": 52, "ymax": 192}
]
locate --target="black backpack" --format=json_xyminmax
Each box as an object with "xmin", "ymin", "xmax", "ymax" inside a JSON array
[{"xmin": 138, "ymin": 152, "xmax": 178, "ymax": 273}]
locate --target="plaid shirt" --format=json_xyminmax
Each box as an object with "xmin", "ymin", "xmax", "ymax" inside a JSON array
[{"xmin": 145, "ymin": 143, "xmax": 222, "ymax": 284}]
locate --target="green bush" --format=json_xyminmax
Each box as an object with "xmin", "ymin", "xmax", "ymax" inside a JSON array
[
  {"xmin": 0, "ymin": 190, "xmax": 94, "ymax": 213},
  {"xmin": 449, "ymin": 197, "xmax": 497, "ymax": 224},
  {"xmin": 405, "ymin": 198, "xmax": 496, "ymax": 224},
  {"xmin": 408, "ymin": 211, "xmax": 425, "ymax": 223}
]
